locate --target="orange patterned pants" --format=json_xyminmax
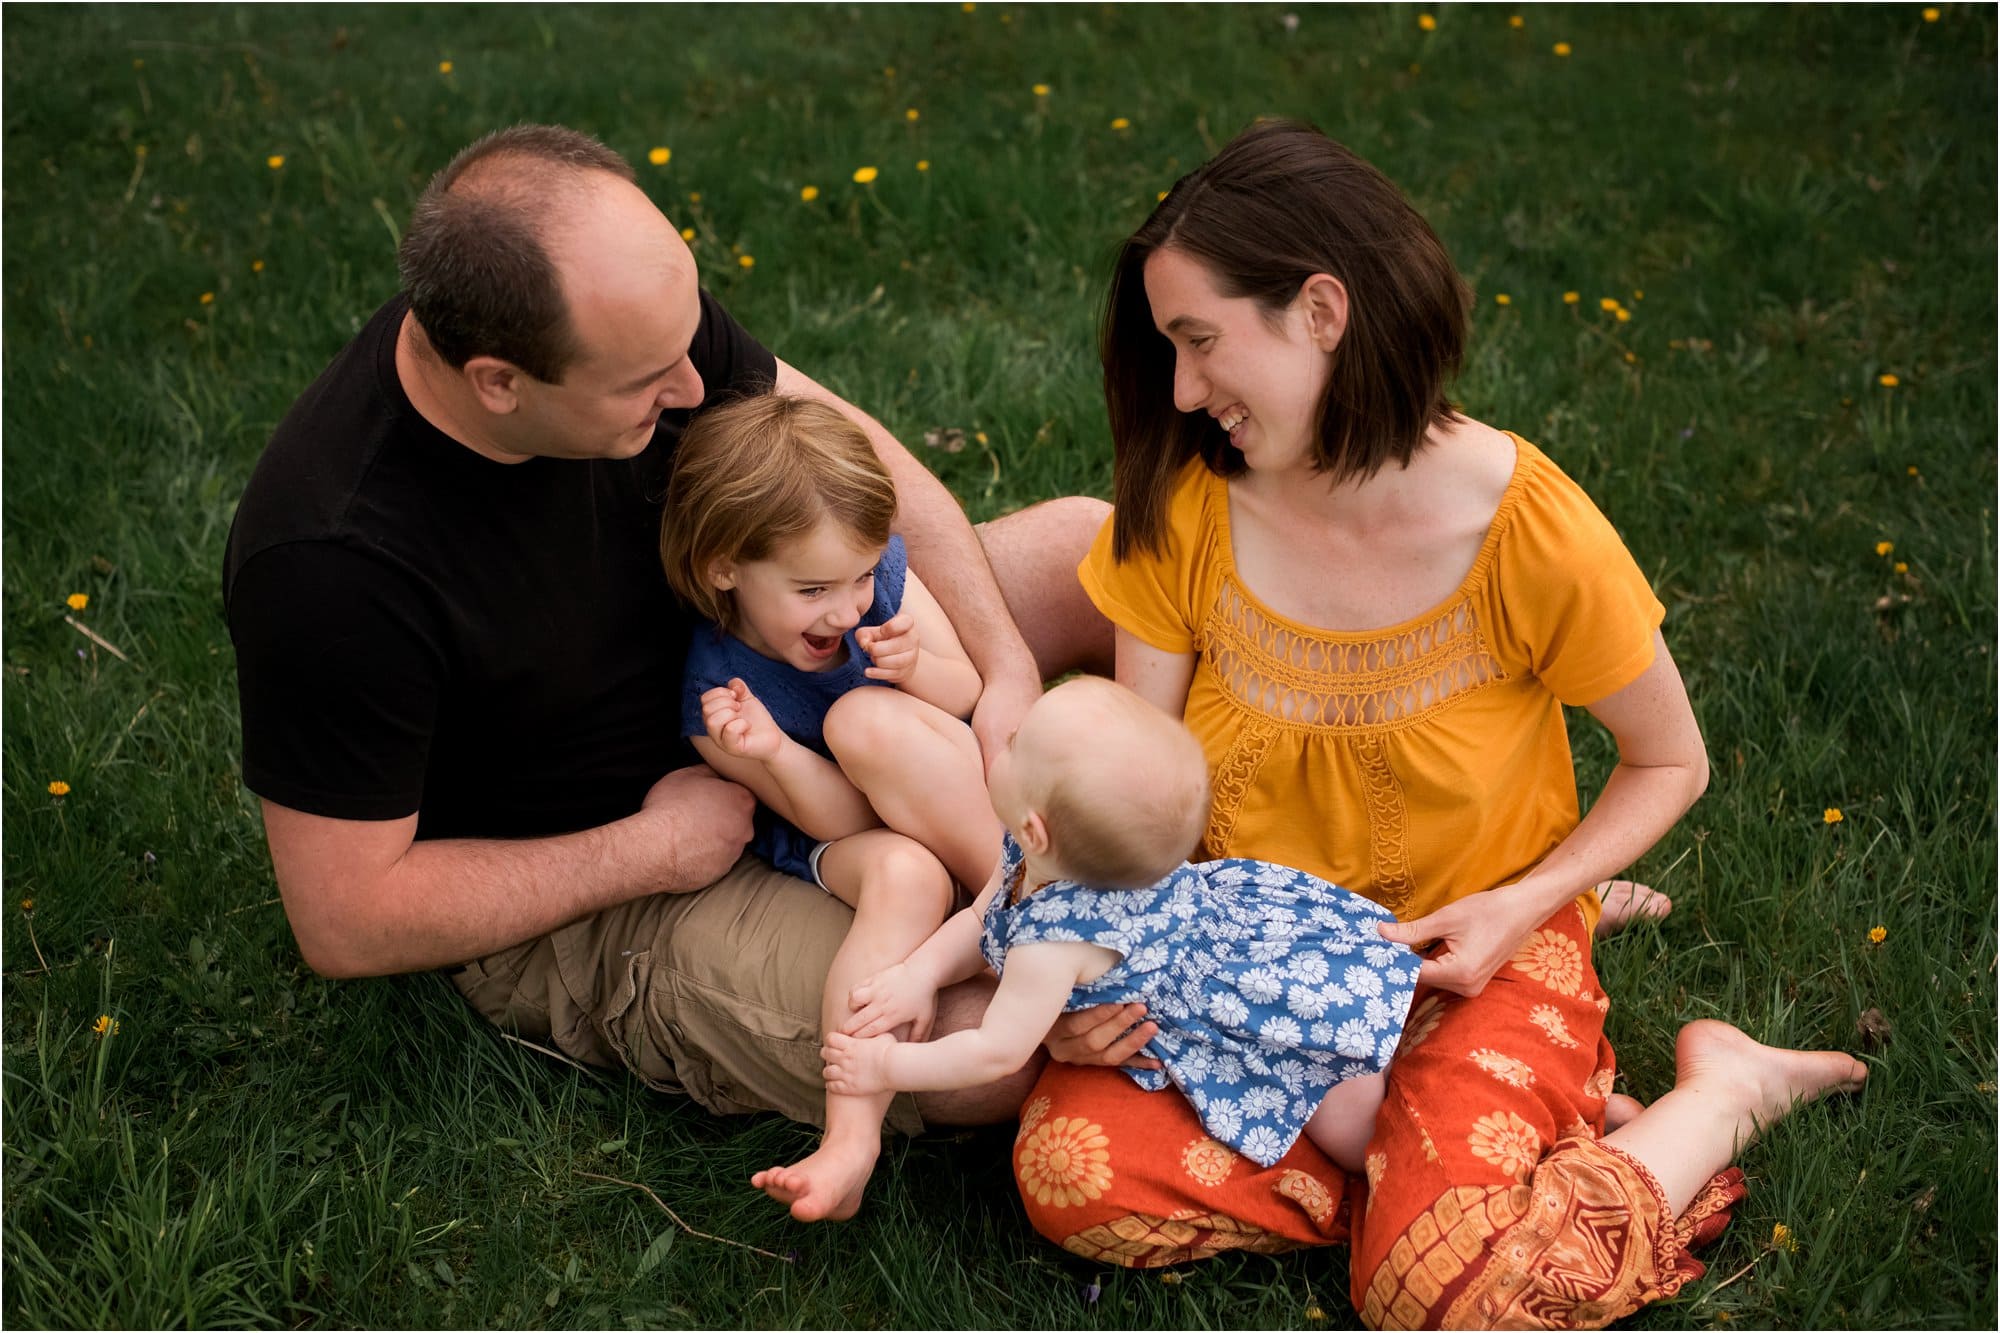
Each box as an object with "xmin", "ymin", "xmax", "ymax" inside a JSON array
[{"xmin": 1014, "ymin": 901, "xmax": 1744, "ymax": 1329}]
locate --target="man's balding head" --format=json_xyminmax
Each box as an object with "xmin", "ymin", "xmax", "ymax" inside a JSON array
[{"xmin": 397, "ymin": 125, "xmax": 638, "ymax": 384}]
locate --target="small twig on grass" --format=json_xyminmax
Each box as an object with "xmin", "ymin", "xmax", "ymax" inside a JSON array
[
  {"xmin": 577, "ymin": 1171, "xmax": 795, "ymax": 1263},
  {"xmin": 494, "ymin": 1030, "xmax": 608, "ymax": 1078},
  {"xmin": 21, "ymin": 916, "xmax": 51, "ymax": 976},
  {"xmin": 64, "ymin": 616, "xmax": 132, "ymax": 663},
  {"xmin": 222, "ymin": 895, "xmax": 283, "ymax": 917},
  {"xmin": 1699, "ymin": 1249, "xmax": 1770, "ymax": 1298}
]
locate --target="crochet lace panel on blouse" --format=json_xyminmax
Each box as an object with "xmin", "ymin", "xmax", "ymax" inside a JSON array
[{"xmin": 1199, "ymin": 579, "xmax": 1506, "ymax": 913}]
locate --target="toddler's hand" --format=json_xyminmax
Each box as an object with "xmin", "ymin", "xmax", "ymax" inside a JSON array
[
  {"xmin": 855, "ymin": 612, "xmax": 921, "ymax": 684},
  {"xmin": 822, "ymin": 1030, "xmax": 896, "ymax": 1096},
  {"xmin": 845, "ymin": 962, "xmax": 936, "ymax": 1042},
  {"xmin": 700, "ymin": 679, "xmax": 784, "ymax": 762}
]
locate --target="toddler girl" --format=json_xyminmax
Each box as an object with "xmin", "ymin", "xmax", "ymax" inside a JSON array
[
  {"xmin": 822, "ymin": 677, "xmax": 1418, "ymax": 1173},
  {"xmin": 662, "ymin": 392, "xmax": 1001, "ymax": 1220}
]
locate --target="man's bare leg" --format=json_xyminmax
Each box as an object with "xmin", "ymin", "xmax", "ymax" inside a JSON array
[{"xmin": 976, "ymin": 497, "xmax": 1114, "ymax": 681}]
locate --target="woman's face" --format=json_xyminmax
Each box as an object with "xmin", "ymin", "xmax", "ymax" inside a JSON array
[{"xmin": 1141, "ymin": 247, "xmax": 1334, "ymax": 476}]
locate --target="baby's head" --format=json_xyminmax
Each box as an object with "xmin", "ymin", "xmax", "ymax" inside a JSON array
[
  {"xmin": 990, "ymin": 677, "xmax": 1211, "ymax": 889},
  {"xmin": 662, "ymin": 393, "xmax": 897, "ymax": 661}
]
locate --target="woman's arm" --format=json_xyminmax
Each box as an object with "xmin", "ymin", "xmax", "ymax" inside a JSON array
[
  {"xmin": 1378, "ymin": 631, "xmax": 1708, "ymax": 994},
  {"xmin": 857, "ymin": 569, "xmax": 983, "ymax": 717},
  {"xmin": 1113, "ymin": 626, "xmax": 1196, "ymax": 718}
]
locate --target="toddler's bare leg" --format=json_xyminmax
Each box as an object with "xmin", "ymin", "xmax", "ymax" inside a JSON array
[
  {"xmin": 1602, "ymin": 1020, "xmax": 1866, "ymax": 1216},
  {"xmin": 1303, "ymin": 1071, "xmax": 1388, "ymax": 1175},
  {"xmin": 749, "ymin": 831, "xmax": 953, "ymax": 1222},
  {"xmin": 825, "ymin": 689, "xmax": 1001, "ymax": 890}
]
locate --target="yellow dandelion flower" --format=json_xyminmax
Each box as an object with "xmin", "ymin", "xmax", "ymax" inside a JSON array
[
  {"xmin": 1599, "ymin": 296, "xmax": 1619, "ymax": 311},
  {"xmin": 92, "ymin": 1014, "xmax": 120, "ymax": 1038},
  {"xmin": 1615, "ymin": 307, "xmax": 1632, "ymax": 322},
  {"xmin": 1494, "ymin": 293, "xmax": 1511, "ymax": 306},
  {"xmin": 1907, "ymin": 465, "xmax": 1920, "ymax": 476},
  {"xmin": 1159, "ymin": 1271, "xmax": 1183, "ymax": 1285},
  {"xmin": 1001, "ymin": 12, "xmax": 1011, "ymax": 21},
  {"xmin": 1419, "ymin": 14, "xmax": 1437, "ymax": 31},
  {"xmin": 1893, "ymin": 561, "xmax": 1908, "ymax": 574},
  {"xmin": 1875, "ymin": 540, "xmax": 1894, "ymax": 556},
  {"xmin": 252, "ymin": 259, "xmax": 266, "ymax": 273},
  {"xmin": 962, "ymin": 1, "xmax": 975, "ymax": 10},
  {"xmin": 1562, "ymin": 290, "xmax": 1580, "ymax": 304},
  {"xmin": 1553, "ymin": 41, "xmax": 1572, "ymax": 56},
  {"xmin": 1878, "ymin": 372, "xmax": 1899, "ymax": 387},
  {"xmin": 883, "ymin": 65, "xmax": 895, "ymax": 78},
  {"xmin": 47, "ymin": 780, "xmax": 70, "ymax": 796},
  {"xmin": 1111, "ymin": 117, "xmax": 1131, "ymax": 130},
  {"xmin": 689, "ymin": 191, "xmax": 701, "ymax": 203},
  {"xmin": 648, "ymin": 146, "xmax": 671, "ymax": 166},
  {"xmin": 1157, "ymin": 190, "xmax": 1168, "ymax": 201},
  {"xmin": 1032, "ymin": 83, "xmax": 1051, "ymax": 97},
  {"xmin": 800, "ymin": 185, "xmax": 819, "ymax": 202},
  {"xmin": 438, "ymin": 60, "xmax": 453, "ymax": 74},
  {"xmin": 1771, "ymin": 1222, "xmax": 1800, "ymax": 1253},
  {"xmin": 1868, "ymin": 925, "xmax": 1887, "ymax": 943},
  {"xmin": 1632, "ymin": 288, "xmax": 1645, "ymax": 300},
  {"xmin": 1306, "ymin": 1305, "xmax": 1328, "ymax": 1322},
  {"xmin": 737, "ymin": 254, "xmax": 755, "ymax": 269},
  {"xmin": 133, "ymin": 57, "xmax": 144, "ymax": 68},
  {"xmin": 66, "ymin": 592, "xmax": 89, "ymax": 611},
  {"xmin": 1510, "ymin": 15, "xmax": 1525, "ymax": 29},
  {"xmin": 916, "ymin": 159, "xmax": 930, "ymax": 171},
  {"xmin": 266, "ymin": 154, "xmax": 286, "ymax": 169},
  {"xmin": 1923, "ymin": 7, "xmax": 1939, "ymax": 20},
  {"xmin": 1823, "ymin": 807, "xmax": 1844, "ymax": 824},
  {"xmin": 20, "ymin": 898, "xmax": 33, "ymax": 913},
  {"xmin": 852, "ymin": 165, "xmax": 880, "ymax": 184},
  {"xmin": 135, "ymin": 144, "xmax": 149, "ymax": 157},
  {"xmin": 680, "ymin": 227, "xmax": 695, "ymax": 241},
  {"xmin": 906, "ymin": 107, "xmax": 920, "ymax": 121},
  {"xmin": 1624, "ymin": 351, "xmax": 1637, "ymax": 363},
  {"xmin": 200, "ymin": 291, "xmax": 215, "ymax": 306},
  {"xmin": 975, "ymin": 431, "xmax": 990, "ymax": 445}
]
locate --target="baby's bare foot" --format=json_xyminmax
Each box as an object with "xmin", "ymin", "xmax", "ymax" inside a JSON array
[
  {"xmin": 1674, "ymin": 1018, "xmax": 1868, "ymax": 1141},
  {"xmin": 1594, "ymin": 880, "xmax": 1672, "ymax": 938},
  {"xmin": 750, "ymin": 1137, "xmax": 879, "ymax": 1223}
]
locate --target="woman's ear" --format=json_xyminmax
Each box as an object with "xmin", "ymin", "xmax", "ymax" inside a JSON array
[
  {"xmin": 1298, "ymin": 273, "xmax": 1349, "ymax": 352},
  {"xmin": 706, "ymin": 559, "xmax": 738, "ymax": 591}
]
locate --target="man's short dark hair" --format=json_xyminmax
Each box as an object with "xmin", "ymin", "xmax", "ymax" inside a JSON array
[{"xmin": 397, "ymin": 125, "xmax": 637, "ymax": 384}]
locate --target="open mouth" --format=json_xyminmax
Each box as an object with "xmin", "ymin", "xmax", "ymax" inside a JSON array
[
  {"xmin": 1218, "ymin": 406, "xmax": 1249, "ymax": 442},
  {"xmin": 802, "ymin": 631, "xmax": 842, "ymax": 659}
]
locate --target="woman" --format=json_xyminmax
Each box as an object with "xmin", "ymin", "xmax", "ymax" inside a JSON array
[{"xmin": 1014, "ymin": 120, "xmax": 1865, "ymax": 1328}]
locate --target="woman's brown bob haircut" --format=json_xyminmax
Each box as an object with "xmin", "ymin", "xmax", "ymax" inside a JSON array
[
  {"xmin": 1102, "ymin": 118, "xmax": 1471, "ymax": 560},
  {"xmin": 660, "ymin": 394, "xmax": 898, "ymax": 629}
]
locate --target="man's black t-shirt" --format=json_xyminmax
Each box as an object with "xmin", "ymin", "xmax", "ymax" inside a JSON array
[{"xmin": 224, "ymin": 290, "xmax": 776, "ymax": 840}]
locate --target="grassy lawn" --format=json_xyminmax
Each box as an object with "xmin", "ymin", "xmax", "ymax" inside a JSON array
[{"xmin": 3, "ymin": 2, "xmax": 1993, "ymax": 1327}]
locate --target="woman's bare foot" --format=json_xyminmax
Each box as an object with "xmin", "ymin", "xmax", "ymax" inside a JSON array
[
  {"xmin": 1594, "ymin": 880, "xmax": 1672, "ymax": 938},
  {"xmin": 1674, "ymin": 1019, "xmax": 1869, "ymax": 1143},
  {"xmin": 750, "ymin": 1134, "xmax": 879, "ymax": 1222},
  {"xmin": 1603, "ymin": 1092, "xmax": 1645, "ymax": 1131}
]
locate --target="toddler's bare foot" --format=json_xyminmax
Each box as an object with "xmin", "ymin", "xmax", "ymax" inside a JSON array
[
  {"xmin": 1603, "ymin": 1092, "xmax": 1645, "ymax": 1131},
  {"xmin": 1674, "ymin": 1019, "xmax": 1868, "ymax": 1143},
  {"xmin": 1594, "ymin": 880, "xmax": 1671, "ymax": 938},
  {"xmin": 750, "ymin": 1135, "xmax": 880, "ymax": 1223}
]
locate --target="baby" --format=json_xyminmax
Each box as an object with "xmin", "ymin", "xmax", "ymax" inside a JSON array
[{"xmin": 822, "ymin": 677, "xmax": 1419, "ymax": 1172}]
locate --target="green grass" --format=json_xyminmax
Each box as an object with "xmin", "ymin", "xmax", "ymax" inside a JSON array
[{"xmin": 4, "ymin": 2, "xmax": 1994, "ymax": 1327}]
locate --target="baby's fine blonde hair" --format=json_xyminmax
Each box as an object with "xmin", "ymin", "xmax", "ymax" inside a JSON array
[
  {"xmin": 661, "ymin": 394, "xmax": 897, "ymax": 628},
  {"xmin": 1032, "ymin": 678, "xmax": 1211, "ymax": 888}
]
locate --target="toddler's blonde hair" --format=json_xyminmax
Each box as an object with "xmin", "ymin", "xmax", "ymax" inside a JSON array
[{"xmin": 661, "ymin": 394, "xmax": 897, "ymax": 629}]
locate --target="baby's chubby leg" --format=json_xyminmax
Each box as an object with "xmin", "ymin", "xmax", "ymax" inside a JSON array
[
  {"xmin": 1303, "ymin": 1071, "xmax": 1389, "ymax": 1175},
  {"xmin": 750, "ymin": 830, "xmax": 953, "ymax": 1222},
  {"xmin": 823, "ymin": 688, "xmax": 1000, "ymax": 892}
]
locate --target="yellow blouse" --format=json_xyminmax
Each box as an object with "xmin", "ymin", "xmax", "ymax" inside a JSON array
[{"xmin": 1079, "ymin": 436, "xmax": 1665, "ymax": 929}]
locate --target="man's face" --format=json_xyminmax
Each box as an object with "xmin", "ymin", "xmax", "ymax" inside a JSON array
[{"xmin": 511, "ymin": 179, "xmax": 707, "ymax": 460}]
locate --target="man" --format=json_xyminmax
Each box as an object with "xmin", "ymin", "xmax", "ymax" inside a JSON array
[{"xmin": 224, "ymin": 125, "xmax": 1109, "ymax": 1200}]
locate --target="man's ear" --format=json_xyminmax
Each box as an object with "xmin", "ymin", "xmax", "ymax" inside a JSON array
[
  {"xmin": 1297, "ymin": 273, "xmax": 1349, "ymax": 352},
  {"xmin": 1017, "ymin": 810, "xmax": 1052, "ymax": 857},
  {"xmin": 464, "ymin": 356, "xmax": 524, "ymax": 415},
  {"xmin": 706, "ymin": 558, "xmax": 738, "ymax": 591}
]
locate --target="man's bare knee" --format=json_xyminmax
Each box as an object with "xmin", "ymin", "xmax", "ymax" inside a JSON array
[
  {"xmin": 910, "ymin": 972, "xmax": 1042, "ymax": 1126},
  {"xmin": 976, "ymin": 495, "xmax": 1115, "ymax": 681}
]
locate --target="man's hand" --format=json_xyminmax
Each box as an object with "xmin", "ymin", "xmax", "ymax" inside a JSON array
[
  {"xmin": 641, "ymin": 764, "xmax": 757, "ymax": 892},
  {"xmin": 700, "ymin": 679, "xmax": 785, "ymax": 762},
  {"xmin": 855, "ymin": 612, "xmax": 921, "ymax": 685},
  {"xmin": 845, "ymin": 961, "xmax": 937, "ymax": 1041},
  {"xmin": 969, "ymin": 668, "xmax": 1044, "ymax": 774},
  {"xmin": 1043, "ymin": 1002, "xmax": 1162, "ymax": 1070},
  {"xmin": 822, "ymin": 1030, "xmax": 897, "ymax": 1096},
  {"xmin": 1375, "ymin": 882, "xmax": 1550, "ymax": 997}
]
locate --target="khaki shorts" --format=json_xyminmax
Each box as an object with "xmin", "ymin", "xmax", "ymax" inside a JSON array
[{"xmin": 447, "ymin": 854, "xmax": 926, "ymax": 1136}]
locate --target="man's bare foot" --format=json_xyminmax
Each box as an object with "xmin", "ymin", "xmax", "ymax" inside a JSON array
[
  {"xmin": 1604, "ymin": 1092, "xmax": 1645, "ymax": 1131},
  {"xmin": 750, "ymin": 1136, "xmax": 880, "ymax": 1222},
  {"xmin": 1594, "ymin": 879, "xmax": 1672, "ymax": 938},
  {"xmin": 1675, "ymin": 1018, "xmax": 1868, "ymax": 1141}
]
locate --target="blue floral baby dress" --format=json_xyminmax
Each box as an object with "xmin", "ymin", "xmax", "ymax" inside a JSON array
[{"xmin": 980, "ymin": 833, "xmax": 1418, "ymax": 1167}]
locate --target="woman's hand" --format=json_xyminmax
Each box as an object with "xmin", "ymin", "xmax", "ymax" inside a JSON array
[
  {"xmin": 845, "ymin": 962, "xmax": 937, "ymax": 1042},
  {"xmin": 1042, "ymin": 1002, "xmax": 1162, "ymax": 1070},
  {"xmin": 1375, "ymin": 883, "xmax": 1552, "ymax": 997},
  {"xmin": 700, "ymin": 679, "xmax": 786, "ymax": 762},
  {"xmin": 856, "ymin": 612, "xmax": 921, "ymax": 684}
]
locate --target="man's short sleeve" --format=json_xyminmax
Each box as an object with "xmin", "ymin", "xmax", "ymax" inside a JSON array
[
  {"xmin": 690, "ymin": 288, "xmax": 778, "ymax": 403},
  {"xmin": 227, "ymin": 541, "xmax": 444, "ymax": 820}
]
